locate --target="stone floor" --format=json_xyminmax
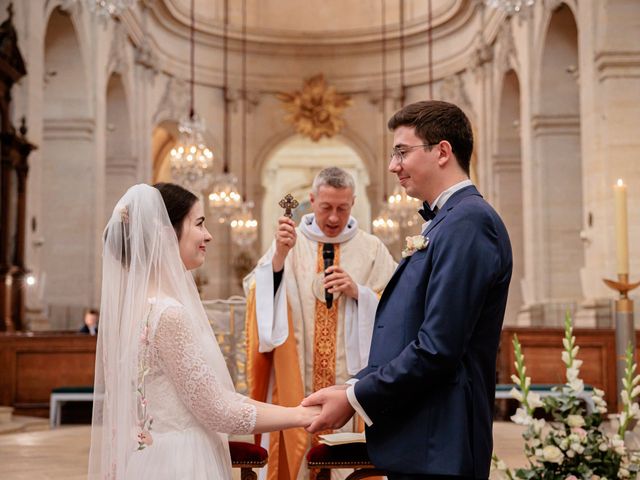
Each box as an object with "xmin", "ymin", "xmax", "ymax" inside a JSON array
[{"xmin": 0, "ymin": 422, "xmax": 529, "ymax": 479}]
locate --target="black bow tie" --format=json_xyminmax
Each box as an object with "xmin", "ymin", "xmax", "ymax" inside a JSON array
[{"xmin": 418, "ymin": 202, "xmax": 438, "ymax": 222}]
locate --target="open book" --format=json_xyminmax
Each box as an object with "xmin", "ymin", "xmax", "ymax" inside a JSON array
[{"xmin": 318, "ymin": 432, "xmax": 366, "ymax": 446}]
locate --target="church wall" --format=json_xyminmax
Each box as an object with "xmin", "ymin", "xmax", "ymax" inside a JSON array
[{"xmin": 5, "ymin": 0, "xmax": 640, "ymax": 328}]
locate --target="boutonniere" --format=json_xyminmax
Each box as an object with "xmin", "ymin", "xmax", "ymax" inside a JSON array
[{"xmin": 402, "ymin": 235, "xmax": 429, "ymax": 258}]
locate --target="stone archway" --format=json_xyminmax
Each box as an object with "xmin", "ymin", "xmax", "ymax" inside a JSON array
[
  {"xmin": 259, "ymin": 135, "xmax": 371, "ymax": 253},
  {"xmin": 41, "ymin": 7, "xmax": 93, "ymax": 329},
  {"xmin": 105, "ymin": 73, "xmax": 135, "ymax": 221},
  {"xmin": 531, "ymin": 4, "xmax": 583, "ymax": 325},
  {"xmin": 494, "ymin": 69, "xmax": 523, "ymax": 326}
]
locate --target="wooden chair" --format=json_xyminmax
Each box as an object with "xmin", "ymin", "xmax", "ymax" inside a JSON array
[
  {"xmin": 229, "ymin": 441, "xmax": 268, "ymax": 480},
  {"xmin": 307, "ymin": 442, "xmax": 386, "ymax": 480}
]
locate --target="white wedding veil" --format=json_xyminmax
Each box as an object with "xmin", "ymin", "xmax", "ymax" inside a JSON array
[{"xmin": 88, "ymin": 184, "xmax": 234, "ymax": 479}]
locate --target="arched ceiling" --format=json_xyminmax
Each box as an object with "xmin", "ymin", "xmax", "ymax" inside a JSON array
[{"xmin": 159, "ymin": 0, "xmax": 467, "ymax": 43}]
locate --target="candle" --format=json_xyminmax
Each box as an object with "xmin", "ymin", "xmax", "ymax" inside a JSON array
[{"xmin": 614, "ymin": 179, "xmax": 629, "ymax": 275}]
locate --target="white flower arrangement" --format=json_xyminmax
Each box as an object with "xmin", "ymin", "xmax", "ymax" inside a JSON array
[
  {"xmin": 492, "ymin": 313, "xmax": 640, "ymax": 480},
  {"xmin": 401, "ymin": 235, "xmax": 429, "ymax": 258}
]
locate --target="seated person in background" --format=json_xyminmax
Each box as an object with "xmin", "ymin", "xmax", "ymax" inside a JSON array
[{"xmin": 79, "ymin": 308, "xmax": 99, "ymax": 335}]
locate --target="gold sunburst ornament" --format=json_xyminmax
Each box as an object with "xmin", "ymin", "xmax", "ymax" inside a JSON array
[{"xmin": 276, "ymin": 74, "xmax": 352, "ymax": 142}]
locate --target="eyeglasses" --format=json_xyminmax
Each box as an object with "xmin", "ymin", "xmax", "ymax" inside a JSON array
[{"xmin": 389, "ymin": 143, "xmax": 439, "ymax": 165}]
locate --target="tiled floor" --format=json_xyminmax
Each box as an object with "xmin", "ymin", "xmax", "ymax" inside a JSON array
[{"xmin": 0, "ymin": 422, "xmax": 529, "ymax": 479}]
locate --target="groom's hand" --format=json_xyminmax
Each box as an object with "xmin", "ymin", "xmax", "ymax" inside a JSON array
[{"xmin": 301, "ymin": 385, "xmax": 354, "ymax": 433}]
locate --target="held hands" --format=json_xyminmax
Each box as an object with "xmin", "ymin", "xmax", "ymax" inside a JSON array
[
  {"xmin": 324, "ymin": 266, "xmax": 359, "ymax": 300},
  {"xmin": 300, "ymin": 385, "xmax": 354, "ymax": 433},
  {"xmin": 294, "ymin": 404, "xmax": 322, "ymax": 428},
  {"xmin": 273, "ymin": 216, "xmax": 297, "ymax": 272}
]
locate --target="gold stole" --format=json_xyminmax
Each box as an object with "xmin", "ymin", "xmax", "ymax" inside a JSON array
[
  {"xmin": 245, "ymin": 243, "xmax": 344, "ymax": 479},
  {"xmin": 311, "ymin": 243, "xmax": 340, "ymax": 444}
]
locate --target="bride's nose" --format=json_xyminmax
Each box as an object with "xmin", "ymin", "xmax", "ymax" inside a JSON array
[{"xmin": 204, "ymin": 227, "xmax": 212, "ymax": 243}]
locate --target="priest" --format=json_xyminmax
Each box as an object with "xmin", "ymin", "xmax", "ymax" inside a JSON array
[{"xmin": 244, "ymin": 167, "xmax": 396, "ymax": 480}]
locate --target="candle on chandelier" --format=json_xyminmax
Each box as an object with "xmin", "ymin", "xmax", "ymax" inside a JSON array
[{"xmin": 614, "ymin": 178, "xmax": 629, "ymax": 275}]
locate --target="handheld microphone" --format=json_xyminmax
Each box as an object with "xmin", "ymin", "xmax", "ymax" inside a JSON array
[{"xmin": 322, "ymin": 243, "xmax": 335, "ymax": 309}]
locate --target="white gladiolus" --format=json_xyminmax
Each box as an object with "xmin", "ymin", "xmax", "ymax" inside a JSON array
[
  {"xmin": 569, "ymin": 378, "xmax": 584, "ymax": 393},
  {"xmin": 510, "ymin": 387, "xmax": 524, "ymax": 402},
  {"xmin": 510, "ymin": 374, "xmax": 520, "ymax": 384},
  {"xmin": 563, "ymin": 338, "xmax": 571, "ymax": 350},
  {"xmin": 631, "ymin": 385, "xmax": 640, "ymax": 399},
  {"xmin": 511, "ymin": 407, "xmax": 532, "ymax": 426},
  {"xmin": 527, "ymin": 392, "xmax": 544, "ymax": 409},
  {"xmin": 573, "ymin": 359, "xmax": 583, "ymax": 369},
  {"xmin": 532, "ymin": 418, "xmax": 546, "ymax": 435},
  {"xmin": 562, "ymin": 351, "xmax": 571, "ymax": 366},
  {"xmin": 594, "ymin": 388, "xmax": 605, "ymax": 397},
  {"xmin": 572, "ymin": 345, "xmax": 579, "ymax": 356}
]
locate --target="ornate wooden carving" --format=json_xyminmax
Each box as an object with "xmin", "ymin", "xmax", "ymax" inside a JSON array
[{"xmin": 0, "ymin": 4, "xmax": 36, "ymax": 332}]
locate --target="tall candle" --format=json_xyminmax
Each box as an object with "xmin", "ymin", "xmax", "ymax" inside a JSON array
[{"xmin": 614, "ymin": 179, "xmax": 629, "ymax": 275}]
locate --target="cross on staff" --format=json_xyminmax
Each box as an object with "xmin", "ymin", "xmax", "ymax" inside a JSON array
[{"xmin": 279, "ymin": 194, "xmax": 299, "ymax": 218}]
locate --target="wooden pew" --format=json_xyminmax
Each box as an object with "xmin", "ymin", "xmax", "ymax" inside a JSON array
[
  {"xmin": 0, "ymin": 332, "xmax": 96, "ymax": 417},
  {"xmin": 497, "ymin": 327, "xmax": 640, "ymax": 412}
]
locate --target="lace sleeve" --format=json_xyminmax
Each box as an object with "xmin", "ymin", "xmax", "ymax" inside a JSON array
[{"xmin": 153, "ymin": 305, "xmax": 257, "ymax": 435}]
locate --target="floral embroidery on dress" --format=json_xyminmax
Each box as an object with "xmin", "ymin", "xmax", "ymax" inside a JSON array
[
  {"xmin": 136, "ymin": 300, "xmax": 155, "ymax": 451},
  {"xmin": 402, "ymin": 235, "xmax": 429, "ymax": 258}
]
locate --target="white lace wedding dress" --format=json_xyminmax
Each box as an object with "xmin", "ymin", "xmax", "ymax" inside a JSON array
[{"xmin": 125, "ymin": 297, "xmax": 257, "ymax": 479}]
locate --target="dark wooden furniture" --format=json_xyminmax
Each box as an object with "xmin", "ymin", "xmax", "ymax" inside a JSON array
[
  {"xmin": 0, "ymin": 4, "xmax": 36, "ymax": 332},
  {"xmin": 307, "ymin": 443, "xmax": 386, "ymax": 480},
  {"xmin": 0, "ymin": 332, "xmax": 96, "ymax": 417},
  {"xmin": 229, "ymin": 441, "xmax": 268, "ymax": 480},
  {"xmin": 497, "ymin": 327, "xmax": 640, "ymax": 412}
]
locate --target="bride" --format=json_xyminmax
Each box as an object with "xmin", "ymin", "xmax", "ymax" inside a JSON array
[{"xmin": 88, "ymin": 183, "xmax": 319, "ymax": 479}]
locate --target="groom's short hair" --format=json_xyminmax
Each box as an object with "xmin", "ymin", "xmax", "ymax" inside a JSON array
[{"xmin": 388, "ymin": 100, "xmax": 473, "ymax": 175}]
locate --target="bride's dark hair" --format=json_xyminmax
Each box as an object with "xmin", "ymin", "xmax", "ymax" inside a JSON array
[{"xmin": 153, "ymin": 183, "xmax": 198, "ymax": 239}]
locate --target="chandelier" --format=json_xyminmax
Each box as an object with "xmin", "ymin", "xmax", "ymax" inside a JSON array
[
  {"xmin": 484, "ymin": 0, "xmax": 535, "ymax": 15},
  {"xmin": 170, "ymin": 0, "xmax": 214, "ymax": 192},
  {"xmin": 170, "ymin": 115, "xmax": 214, "ymax": 193},
  {"xmin": 208, "ymin": 173, "xmax": 242, "ymax": 223},
  {"xmin": 230, "ymin": 202, "xmax": 258, "ymax": 247},
  {"xmin": 88, "ymin": 0, "xmax": 134, "ymax": 19},
  {"xmin": 387, "ymin": 185, "xmax": 421, "ymax": 227},
  {"xmin": 372, "ymin": 206, "xmax": 400, "ymax": 246}
]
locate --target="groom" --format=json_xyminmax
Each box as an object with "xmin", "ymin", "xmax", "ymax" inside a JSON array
[{"xmin": 303, "ymin": 100, "xmax": 512, "ymax": 479}]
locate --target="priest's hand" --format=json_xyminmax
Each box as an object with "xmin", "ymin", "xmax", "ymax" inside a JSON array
[
  {"xmin": 301, "ymin": 385, "xmax": 354, "ymax": 433},
  {"xmin": 273, "ymin": 216, "xmax": 297, "ymax": 272},
  {"xmin": 324, "ymin": 266, "xmax": 358, "ymax": 299}
]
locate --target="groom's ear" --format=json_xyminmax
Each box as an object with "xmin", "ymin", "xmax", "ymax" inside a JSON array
[{"xmin": 437, "ymin": 141, "xmax": 454, "ymax": 168}]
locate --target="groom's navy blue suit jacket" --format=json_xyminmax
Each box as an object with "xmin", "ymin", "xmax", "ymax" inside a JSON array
[{"xmin": 354, "ymin": 185, "xmax": 512, "ymax": 478}]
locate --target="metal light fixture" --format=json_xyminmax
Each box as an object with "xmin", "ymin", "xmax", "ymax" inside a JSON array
[
  {"xmin": 484, "ymin": 0, "xmax": 535, "ymax": 15},
  {"xmin": 170, "ymin": 0, "xmax": 214, "ymax": 192},
  {"xmin": 230, "ymin": 202, "xmax": 258, "ymax": 247},
  {"xmin": 388, "ymin": 185, "xmax": 421, "ymax": 228},
  {"xmin": 208, "ymin": 0, "xmax": 242, "ymax": 222},
  {"xmin": 89, "ymin": 0, "xmax": 134, "ymax": 20},
  {"xmin": 230, "ymin": 0, "xmax": 258, "ymax": 246},
  {"xmin": 372, "ymin": 207, "xmax": 400, "ymax": 245},
  {"xmin": 208, "ymin": 173, "xmax": 242, "ymax": 223},
  {"xmin": 170, "ymin": 115, "xmax": 214, "ymax": 193}
]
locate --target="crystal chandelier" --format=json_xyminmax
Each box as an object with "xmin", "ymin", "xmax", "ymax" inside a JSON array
[
  {"xmin": 88, "ymin": 0, "xmax": 134, "ymax": 19},
  {"xmin": 387, "ymin": 185, "xmax": 421, "ymax": 227},
  {"xmin": 208, "ymin": 173, "xmax": 242, "ymax": 223},
  {"xmin": 170, "ymin": 0, "xmax": 215, "ymax": 192},
  {"xmin": 372, "ymin": 207, "xmax": 400, "ymax": 246},
  {"xmin": 230, "ymin": 202, "xmax": 259, "ymax": 247},
  {"xmin": 484, "ymin": 0, "xmax": 535, "ymax": 15},
  {"xmin": 170, "ymin": 115, "xmax": 214, "ymax": 193}
]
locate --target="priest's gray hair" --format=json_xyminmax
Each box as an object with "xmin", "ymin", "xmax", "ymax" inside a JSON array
[{"xmin": 311, "ymin": 167, "xmax": 355, "ymax": 196}]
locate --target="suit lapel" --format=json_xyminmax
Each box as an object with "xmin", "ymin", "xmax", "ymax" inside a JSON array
[{"xmin": 378, "ymin": 186, "xmax": 482, "ymax": 309}]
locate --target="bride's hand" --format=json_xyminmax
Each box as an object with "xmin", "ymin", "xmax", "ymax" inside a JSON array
[{"xmin": 295, "ymin": 405, "xmax": 321, "ymax": 427}]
